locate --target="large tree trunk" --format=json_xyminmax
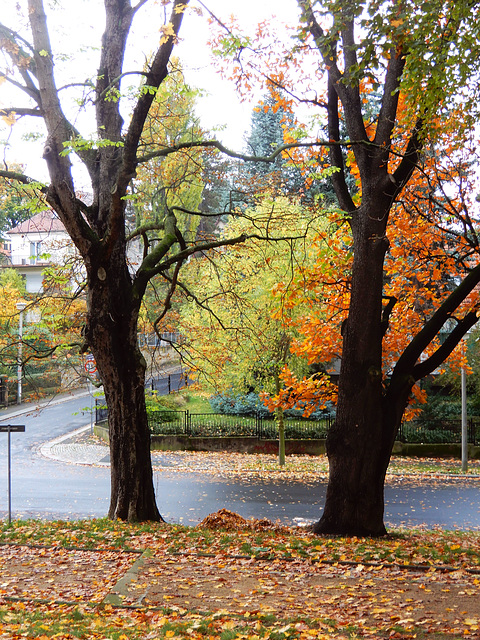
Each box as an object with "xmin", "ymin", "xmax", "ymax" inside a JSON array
[
  {"xmin": 296, "ymin": 0, "xmax": 479, "ymax": 537},
  {"xmin": 14, "ymin": 0, "xmax": 188, "ymax": 522},
  {"xmin": 314, "ymin": 210, "xmax": 394, "ymax": 536},
  {"xmin": 85, "ymin": 252, "xmax": 161, "ymax": 522},
  {"xmin": 106, "ymin": 367, "xmax": 160, "ymax": 521}
]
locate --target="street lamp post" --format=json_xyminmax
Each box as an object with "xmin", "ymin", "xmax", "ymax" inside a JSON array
[{"xmin": 16, "ymin": 301, "xmax": 27, "ymax": 405}]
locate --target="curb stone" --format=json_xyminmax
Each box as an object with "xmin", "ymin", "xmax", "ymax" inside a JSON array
[{"xmin": 103, "ymin": 549, "xmax": 153, "ymax": 606}]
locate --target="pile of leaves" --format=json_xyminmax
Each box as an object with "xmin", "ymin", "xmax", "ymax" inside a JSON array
[{"xmin": 197, "ymin": 508, "xmax": 291, "ymax": 533}]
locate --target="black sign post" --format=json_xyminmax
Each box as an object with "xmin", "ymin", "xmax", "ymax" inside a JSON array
[{"xmin": 0, "ymin": 425, "xmax": 25, "ymax": 524}]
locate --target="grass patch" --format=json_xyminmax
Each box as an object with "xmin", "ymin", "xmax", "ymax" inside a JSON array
[
  {"xmin": 0, "ymin": 520, "xmax": 479, "ymax": 638},
  {"xmin": 156, "ymin": 390, "xmax": 213, "ymax": 413},
  {"xmin": 183, "ymin": 391, "xmax": 214, "ymax": 413},
  {"xmin": 1, "ymin": 518, "xmax": 479, "ymax": 568}
]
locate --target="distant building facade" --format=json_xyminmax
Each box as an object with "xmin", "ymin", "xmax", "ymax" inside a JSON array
[
  {"xmin": 4, "ymin": 209, "xmax": 143, "ymax": 294},
  {"xmin": 5, "ymin": 210, "xmax": 71, "ymax": 293}
]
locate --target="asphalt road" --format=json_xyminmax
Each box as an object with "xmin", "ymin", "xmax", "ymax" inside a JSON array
[
  {"xmin": 156, "ymin": 473, "xmax": 480, "ymax": 529},
  {"xmin": 0, "ymin": 393, "xmax": 479, "ymax": 529},
  {"xmin": 0, "ymin": 393, "xmax": 110, "ymax": 519}
]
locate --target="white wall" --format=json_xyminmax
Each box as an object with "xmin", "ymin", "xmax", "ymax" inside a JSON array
[{"xmin": 9, "ymin": 231, "xmax": 69, "ymax": 267}]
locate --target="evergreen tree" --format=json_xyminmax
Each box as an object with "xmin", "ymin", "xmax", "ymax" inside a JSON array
[
  {"xmin": 196, "ymin": 150, "xmax": 232, "ymax": 239},
  {"xmin": 246, "ymin": 95, "xmax": 286, "ymax": 170},
  {"xmin": 244, "ymin": 94, "xmax": 303, "ymax": 197},
  {"xmin": 239, "ymin": 94, "xmax": 337, "ymax": 206}
]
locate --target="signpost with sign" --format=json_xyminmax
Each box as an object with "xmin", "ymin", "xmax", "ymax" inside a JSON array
[
  {"xmin": 84, "ymin": 354, "xmax": 97, "ymax": 375},
  {"xmin": 0, "ymin": 425, "xmax": 25, "ymax": 524}
]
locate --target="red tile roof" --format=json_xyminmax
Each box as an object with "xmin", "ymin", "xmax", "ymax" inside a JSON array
[{"xmin": 7, "ymin": 210, "xmax": 66, "ymax": 234}]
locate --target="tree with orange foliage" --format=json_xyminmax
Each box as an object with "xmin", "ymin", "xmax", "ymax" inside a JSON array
[{"xmin": 211, "ymin": 0, "xmax": 480, "ymax": 535}]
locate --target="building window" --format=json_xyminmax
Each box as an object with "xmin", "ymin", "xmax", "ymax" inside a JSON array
[{"xmin": 29, "ymin": 241, "xmax": 42, "ymax": 264}]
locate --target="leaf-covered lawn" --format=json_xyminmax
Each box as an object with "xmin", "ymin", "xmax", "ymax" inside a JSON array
[
  {"xmin": 148, "ymin": 449, "xmax": 480, "ymax": 479},
  {"xmin": 0, "ymin": 514, "xmax": 479, "ymax": 638}
]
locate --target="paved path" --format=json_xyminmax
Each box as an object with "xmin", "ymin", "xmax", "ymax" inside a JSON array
[{"xmin": 40, "ymin": 425, "xmax": 111, "ymax": 466}]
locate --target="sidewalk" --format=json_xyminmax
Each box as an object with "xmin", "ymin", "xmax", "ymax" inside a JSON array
[
  {"xmin": 39, "ymin": 424, "xmax": 111, "ymax": 466},
  {"xmin": 0, "ymin": 390, "xmax": 107, "ymax": 465},
  {"xmin": 0, "ymin": 388, "xmax": 91, "ymax": 422}
]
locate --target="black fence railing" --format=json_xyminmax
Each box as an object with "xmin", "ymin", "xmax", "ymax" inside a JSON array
[
  {"xmin": 95, "ymin": 400, "xmax": 480, "ymax": 445},
  {"xmin": 148, "ymin": 372, "xmax": 189, "ymax": 395},
  {"xmin": 0, "ymin": 375, "xmax": 7, "ymax": 407},
  {"xmin": 96, "ymin": 401, "xmax": 333, "ymax": 440},
  {"xmin": 147, "ymin": 410, "xmax": 333, "ymax": 439},
  {"xmin": 398, "ymin": 419, "xmax": 480, "ymax": 446},
  {"xmin": 95, "ymin": 400, "xmax": 109, "ymax": 423}
]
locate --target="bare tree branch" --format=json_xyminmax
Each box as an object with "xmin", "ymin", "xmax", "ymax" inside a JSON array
[
  {"xmin": 0, "ymin": 107, "xmax": 42, "ymax": 118},
  {"xmin": 136, "ymin": 137, "xmax": 366, "ymax": 165}
]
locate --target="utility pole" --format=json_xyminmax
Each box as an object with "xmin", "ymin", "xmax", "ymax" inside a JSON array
[
  {"xmin": 16, "ymin": 301, "xmax": 27, "ymax": 405},
  {"xmin": 461, "ymin": 366, "xmax": 468, "ymax": 473}
]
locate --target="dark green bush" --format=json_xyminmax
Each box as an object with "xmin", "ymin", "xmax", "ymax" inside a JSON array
[
  {"xmin": 149, "ymin": 411, "xmax": 185, "ymax": 435},
  {"xmin": 400, "ymin": 425, "xmax": 460, "ymax": 444},
  {"xmin": 209, "ymin": 390, "xmax": 336, "ymax": 420}
]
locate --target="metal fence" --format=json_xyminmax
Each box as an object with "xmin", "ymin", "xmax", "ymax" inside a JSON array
[
  {"xmin": 95, "ymin": 400, "xmax": 108, "ymax": 423},
  {"xmin": 0, "ymin": 376, "xmax": 7, "ymax": 407},
  {"xmin": 96, "ymin": 401, "xmax": 333, "ymax": 440},
  {"xmin": 398, "ymin": 419, "xmax": 480, "ymax": 446},
  {"xmin": 148, "ymin": 411, "xmax": 333, "ymax": 439},
  {"xmin": 148, "ymin": 372, "xmax": 189, "ymax": 395},
  {"xmin": 95, "ymin": 400, "xmax": 480, "ymax": 444}
]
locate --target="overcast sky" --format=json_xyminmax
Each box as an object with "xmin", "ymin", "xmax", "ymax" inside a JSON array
[
  {"xmin": 0, "ymin": 0, "xmax": 301, "ymax": 182},
  {"xmin": 175, "ymin": 0, "xmax": 301, "ymax": 148}
]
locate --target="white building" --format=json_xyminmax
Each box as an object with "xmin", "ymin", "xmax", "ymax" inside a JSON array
[
  {"xmin": 5, "ymin": 209, "xmax": 144, "ymax": 294},
  {"xmin": 5, "ymin": 210, "xmax": 71, "ymax": 293}
]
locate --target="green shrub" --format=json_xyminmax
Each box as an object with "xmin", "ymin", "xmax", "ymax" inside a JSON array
[
  {"xmin": 148, "ymin": 410, "xmax": 185, "ymax": 435},
  {"xmin": 400, "ymin": 425, "xmax": 459, "ymax": 444},
  {"xmin": 209, "ymin": 390, "xmax": 335, "ymax": 420}
]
